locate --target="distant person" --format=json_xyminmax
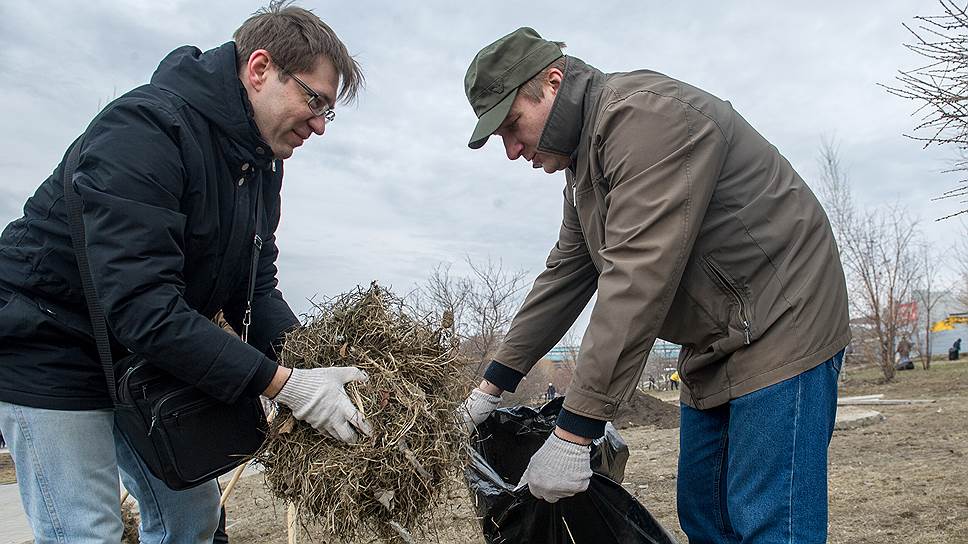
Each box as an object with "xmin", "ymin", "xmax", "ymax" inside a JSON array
[
  {"xmin": 895, "ymin": 336, "xmax": 914, "ymax": 371},
  {"xmin": 669, "ymin": 371, "xmax": 680, "ymax": 391},
  {"xmin": 546, "ymin": 382, "xmax": 557, "ymax": 400},
  {"xmin": 648, "ymin": 376, "xmax": 656, "ymax": 390},
  {"xmin": 950, "ymin": 338, "xmax": 962, "ymax": 360}
]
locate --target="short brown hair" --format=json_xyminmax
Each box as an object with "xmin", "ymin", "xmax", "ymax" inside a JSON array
[
  {"xmin": 518, "ymin": 44, "xmax": 566, "ymax": 103},
  {"xmin": 234, "ymin": 1, "xmax": 364, "ymax": 104}
]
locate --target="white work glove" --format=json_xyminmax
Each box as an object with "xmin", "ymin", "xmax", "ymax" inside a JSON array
[
  {"xmin": 274, "ymin": 367, "xmax": 373, "ymax": 443},
  {"xmin": 518, "ymin": 432, "xmax": 592, "ymax": 503},
  {"xmin": 459, "ymin": 387, "xmax": 501, "ymax": 433}
]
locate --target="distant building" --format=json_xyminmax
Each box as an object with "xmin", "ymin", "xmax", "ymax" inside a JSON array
[
  {"xmin": 653, "ymin": 339, "xmax": 681, "ymax": 359},
  {"xmin": 544, "ymin": 339, "xmax": 685, "ymax": 391},
  {"xmin": 544, "ymin": 346, "xmax": 575, "ymax": 363},
  {"xmin": 545, "ymin": 339, "xmax": 681, "ymax": 363}
]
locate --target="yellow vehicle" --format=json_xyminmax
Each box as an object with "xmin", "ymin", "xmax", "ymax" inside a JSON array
[{"xmin": 931, "ymin": 314, "xmax": 968, "ymax": 332}]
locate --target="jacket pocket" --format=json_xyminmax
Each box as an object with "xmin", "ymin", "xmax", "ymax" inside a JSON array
[
  {"xmin": 0, "ymin": 291, "xmax": 92, "ymax": 344},
  {"xmin": 677, "ymin": 326, "xmax": 750, "ymax": 402},
  {"xmin": 0, "ymin": 292, "xmax": 54, "ymax": 339},
  {"xmin": 659, "ymin": 284, "xmax": 726, "ymax": 347},
  {"xmin": 701, "ymin": 256, "xmax": 753, "ymax": 346}
]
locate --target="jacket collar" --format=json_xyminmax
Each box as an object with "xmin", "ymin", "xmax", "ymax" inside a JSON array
[
  {"xmin": 150, "ymin": 42, "xmax": 275, "ymax": 171},
  {"xmin": 536, "ymin": 56, "xmax": 605, "ymax": 161}
]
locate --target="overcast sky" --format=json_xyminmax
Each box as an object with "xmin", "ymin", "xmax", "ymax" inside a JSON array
[{"xmin": 0, "ymin": 1, "xmax": 962, "ymax": 334}]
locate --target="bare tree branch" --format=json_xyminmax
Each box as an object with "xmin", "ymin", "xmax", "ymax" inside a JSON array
[
  {"xmin": 882, "ymin": 1, "xmax": 968, "ymax": 214},
  {"xmin": 414, "ymin": 257, "xmax": 528, "ymax": 378},
  {"xmin": 818, "ymin": 140, "xmax": 923, "ymax": 380},
  {"xmin": 914, "ymin": 243, "xmax": 948, "ymax": 369}
]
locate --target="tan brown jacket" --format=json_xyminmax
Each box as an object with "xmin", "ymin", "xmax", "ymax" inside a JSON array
[{"xmin": 493, "ymin": 57, "xmax": 850, "ymax": 420}]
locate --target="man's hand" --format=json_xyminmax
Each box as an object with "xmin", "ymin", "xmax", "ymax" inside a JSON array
[
  {"xmin": 458, "ymin": 380, "xmax": 503, "ymax": 433},
  {"xmin": 518, "ymin": 429, "xmax": 593, "ymax": 502},
  {"xmin": 274, "ymin": 366, "xmax": 373, "ymax": 443}
]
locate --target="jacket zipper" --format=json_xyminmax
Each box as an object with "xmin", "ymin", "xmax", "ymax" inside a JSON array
[
  {"xmin": 676, "ymin": 352, "xmax": 699, "ymax": 408},
  {"xmin": 705, "ymin": 259, "xmax": 752, "ymax": 345},
  {"xmin": 199, "ymin": 175, "xmax": 249, "ymax": 316}
]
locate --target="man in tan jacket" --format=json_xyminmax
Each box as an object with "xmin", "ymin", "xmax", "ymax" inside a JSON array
[{"xmin": 460, "ymin": 28, "xmax": 850, "ymax": 543}]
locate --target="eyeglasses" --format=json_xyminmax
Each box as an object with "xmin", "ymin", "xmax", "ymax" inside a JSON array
[{"xmin": 284, "ymin": 70, "xmax": 335, "ymax": 123}]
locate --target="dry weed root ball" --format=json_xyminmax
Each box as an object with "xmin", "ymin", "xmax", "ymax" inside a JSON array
[{"xmin": 256, "ymin": 284, "xmax": 467, "ymax": 541}]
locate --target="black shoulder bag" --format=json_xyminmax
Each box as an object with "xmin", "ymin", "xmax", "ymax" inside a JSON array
[{"xmin": 63, "ymin": 137, "xmax": 268, "ymax": 491}]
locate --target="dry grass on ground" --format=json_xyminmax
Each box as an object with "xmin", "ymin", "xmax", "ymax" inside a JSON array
[
  {"xmin": 0, "ymin": 451, "xmax": 16, "ymax": 485},
  {"xmin": 4, "ymin": 360, "xmax": 962, "ymax": 541},
  {"xmin": 3, "ymin": 362, "xmax": 962, "ymax": 542},
  {"xmin": 223, "ymin": 360, "xmax": 968, "ymax": 543},
  {"xmin": 825, "ymin": 358, "xmax": 968, "ymax": 543},
  {"xmin": 190, "ymin": 359, "xmax": 968, "ymax": 543}
]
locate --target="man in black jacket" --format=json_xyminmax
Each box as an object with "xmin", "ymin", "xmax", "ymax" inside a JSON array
[{"xmin": 0, "ymin": 3, "xmax": 369, "ymax": 542}]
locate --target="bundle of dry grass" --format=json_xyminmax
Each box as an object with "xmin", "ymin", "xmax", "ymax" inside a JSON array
[{"xmin": 255, "ymin": 283, "xmax": 467, "ymax": 542}]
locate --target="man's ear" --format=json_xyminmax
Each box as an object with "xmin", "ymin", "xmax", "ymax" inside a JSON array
[
  {"xmin": 244, "ymin": 49, "xmax": 272, "ymax": 91},
  {"xmin": 547, "ymin": 67, "xmax": 564, "ymax": 96}
]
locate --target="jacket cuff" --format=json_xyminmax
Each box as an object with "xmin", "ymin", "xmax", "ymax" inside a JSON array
[
  {"xmin": 243, "ymin": 357, "xmax": 278, "ymax": 398},
  {"xmin": 556, "ymin": 407, "xmax": 606, "ymax": 439},
  {"xmin": 482, "ymin": 360, "xmax": 525, "ymax": 393}
]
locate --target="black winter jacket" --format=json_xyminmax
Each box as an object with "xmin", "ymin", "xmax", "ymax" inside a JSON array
[{"xmin": 0, "ymin": 42, "xmax": 299, "ymax": 410}]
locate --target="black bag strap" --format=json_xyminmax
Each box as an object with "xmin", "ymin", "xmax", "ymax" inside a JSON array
[
  {"xmin": 62, "ymin": 137, "xmax": 266, "ymax": 406},
  {"xmin": 62, "ymin": 137, "xmax": 118, "ymax": 405}
]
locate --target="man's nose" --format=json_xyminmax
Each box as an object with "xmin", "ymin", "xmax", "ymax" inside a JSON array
[
  {"xmin": 308, "ymin": 116, "xmax": 326, "ymax": 136},
  {"xmin": 502, "ymin": 136, "xmax": 523, "ymax": 160}
]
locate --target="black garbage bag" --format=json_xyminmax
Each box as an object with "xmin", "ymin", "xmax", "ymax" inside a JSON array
[{"xmin": 465, "ymin": 396, "xmax": 678, "ymax": 544}]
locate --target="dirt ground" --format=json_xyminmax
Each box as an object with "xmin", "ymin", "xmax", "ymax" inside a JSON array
[
  {"xmin": 612, "ymin": 388, "xmax": 680, "ymax": 430},
  {"xmin": 2, "ymin": 360, "xmax": 962, "ymax": 542},
  {"xmin": 221, "ymin": 358, "xmax": 968, "ymax": 543},
  {"xmin": 0, "ymin": 451, "xmax": 15, "ymax": 485}
]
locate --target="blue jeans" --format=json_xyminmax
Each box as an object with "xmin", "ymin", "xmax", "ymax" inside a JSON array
[
  {"xmin": 677, "ymin": 352, "xmax": 843, "ymax": 543},
  {"xmin": 0, "ymin": 402, "xmax": 221, "ymax": 544}
]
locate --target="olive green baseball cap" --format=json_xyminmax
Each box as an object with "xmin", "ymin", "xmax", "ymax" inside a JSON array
[{"xmin": 464, "ymin": 27, "xmax": 564, "ymax": 149}]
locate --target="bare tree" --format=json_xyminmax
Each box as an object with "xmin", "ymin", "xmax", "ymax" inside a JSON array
[
  {"xmin": 415, "ymin": 257, "xmax": 528, "ymax": 376},
  {"xmin": 848, "ymin": 211, "xmax": 921, "ymax": 380},
  {"xmin": 884, "ymin": 0, "xmax": 968, "ymax": 218},
  {"xmin": 414, "ymin": 262, "xmax": 471, "ymax": 331},
  {"xmin": 559, "ymin": 326, "xmax": 582, "ymax": 369},
  {"xmin": 914, "ymin": 244, "xmax": 947, "ymax": 369},
  {"xmin": 818, "ymin": 140, "xmax": 923, "ymax": 380},
  {"xmin": 817, "ymin": 137, "xmax": 855, "ymax": 242},
  {"xmin": 462, "ymin": 257, "xmax": 529, "ymax": 372}
]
